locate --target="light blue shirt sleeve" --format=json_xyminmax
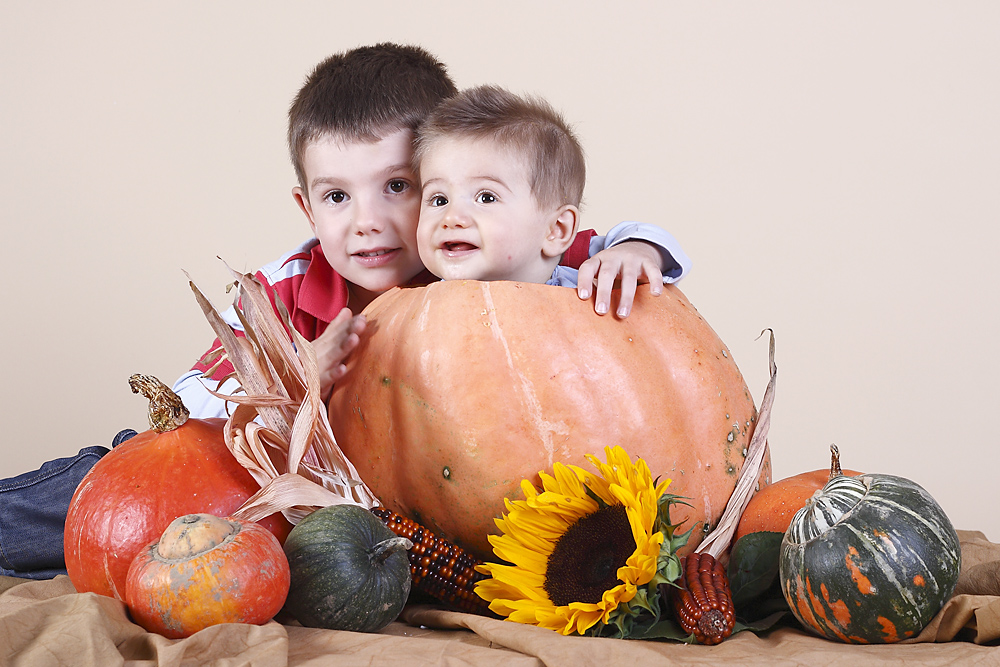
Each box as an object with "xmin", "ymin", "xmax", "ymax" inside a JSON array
[
  {"xmin": 546, "ymin": 266, "xmax": 580, "ymax": 288},
  {"xmin": 588, "ymin": 221, "xmax": 692, "ymax": 283}
]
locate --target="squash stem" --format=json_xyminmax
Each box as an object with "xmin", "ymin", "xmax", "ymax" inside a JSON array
[
  {"xmin": 829, "ymin": 444, "xmax": 842, "ymax": 480},
  {"xmin": 129, "ymin": 373, "xmax": 190, "ymax": 433},
  {"xmin": 369, "ymin": 536, "xmax": 413, "ymax": 566}
]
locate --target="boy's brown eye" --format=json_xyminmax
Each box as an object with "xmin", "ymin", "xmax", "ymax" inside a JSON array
[
  {"xmin": 327, "ymin": 191, "xmax": 347, "ymax": 204},
  {"xmin": 388, "ymin": 180, "xmax": 408, "ymax": 193}
]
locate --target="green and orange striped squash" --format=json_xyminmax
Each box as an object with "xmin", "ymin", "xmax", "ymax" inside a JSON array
[{"xmin": 779, "ymin": 469, "xmax": 960, "ymax": 643}]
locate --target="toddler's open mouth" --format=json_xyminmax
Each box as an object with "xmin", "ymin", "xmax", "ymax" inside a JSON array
[{"xmin": 443, "ymin": 242, "xmax": 478, "ymax": 253}]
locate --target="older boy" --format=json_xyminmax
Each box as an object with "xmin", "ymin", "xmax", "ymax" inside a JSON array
[
  {"xmin": 414, "ymin": 85, "xmax": 689, "ymax": 289},
  {"xmin": 173, "ymin": 43, "xmax": 691, "ymax": 418}
]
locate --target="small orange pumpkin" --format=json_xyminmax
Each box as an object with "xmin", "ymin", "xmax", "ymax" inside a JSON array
[
  {"xmin": 735, "ymin": 451, "xmax": 861, "ymax": 541},
  {"xmin": 329, "ymin": 281, "xmax": 771, "ymax": 561},
  {"xmin": 125, "ymin": 513, "xmax": 290, "ymax": 638}
]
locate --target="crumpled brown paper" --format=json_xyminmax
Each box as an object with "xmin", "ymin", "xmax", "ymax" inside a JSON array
[{"xmin": 1, "ymin": 530, "xmax": 998, "ymax": 666}]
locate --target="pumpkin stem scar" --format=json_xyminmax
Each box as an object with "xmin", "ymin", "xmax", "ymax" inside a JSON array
[
  {"xmin": 129, "ymin": 373, "xmax": 189, "ymax": 432},
  {"xmin": 369, "ymin": 536, "xmax": 414, "ymax": 566}
]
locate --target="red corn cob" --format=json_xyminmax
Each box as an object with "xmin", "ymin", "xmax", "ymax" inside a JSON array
[
  {"xmin": 372, "ymin": 507, "xmax": 492, "ymax": 615},
  {"xmin": 671, "ymin": 552, "xmax": 736, "ymax": 644}
]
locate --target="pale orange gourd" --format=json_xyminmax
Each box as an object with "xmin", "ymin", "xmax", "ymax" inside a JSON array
[
  {"xmin": 328, "ymin": 281, "xmax": 771, "ymax": 562},
  {"xmin": 125, "ymin": 514, "xmax": 290, "ymax": 638}
]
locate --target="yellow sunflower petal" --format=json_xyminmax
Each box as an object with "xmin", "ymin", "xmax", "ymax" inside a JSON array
[
  {"xmin": 488, "ymin": 538, "xmax": 551, "ymax": 575},
  {"xmin": 478, "ymin": 564, "xmax": 549, "ymax": 602}
]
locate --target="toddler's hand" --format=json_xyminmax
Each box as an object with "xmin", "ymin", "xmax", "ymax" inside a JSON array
[
  {"xmin": 576, "ymin": 240, "xmax": 663, "ymax": 318},
  {"xmin": 314, "ymin": 307, "xmax": 367, "ymax": 400}
]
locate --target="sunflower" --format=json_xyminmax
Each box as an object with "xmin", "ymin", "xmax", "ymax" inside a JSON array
[{"xmin": 475, "ymin": 446, "xmax": 690, "ymax": 637}]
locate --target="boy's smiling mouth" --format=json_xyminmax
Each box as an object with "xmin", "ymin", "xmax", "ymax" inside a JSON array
[{"xmin": 353, "ymin": 247, "xmax": 400, "ymax": 267}]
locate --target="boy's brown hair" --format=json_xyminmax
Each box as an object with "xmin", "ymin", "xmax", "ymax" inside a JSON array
[
  {"xmin": 413, "ymin": 85, "xmax": 586, "ymax": 210},
  {"xmin": 288, "ymin": 43, "xmax": 457, "ymax": 187}
]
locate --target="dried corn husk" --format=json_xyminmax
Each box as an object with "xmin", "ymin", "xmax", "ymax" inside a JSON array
[
  {"xmin": 696, "ymin": 329, "xmax": 777, "ymax": 560},
  {"xmin": 187, "ymin": 266, "xmax": 378, "ymax": 526}
]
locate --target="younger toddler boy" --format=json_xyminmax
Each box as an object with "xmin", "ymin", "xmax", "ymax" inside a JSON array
[{"xmin": 414, "ymin": 84, "xmax": 689, "ymax": 287}]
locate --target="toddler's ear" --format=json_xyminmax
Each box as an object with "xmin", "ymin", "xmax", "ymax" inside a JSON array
[{"xmin": 542, "ymin": 205, "xmax": 580, "ymax": 258}]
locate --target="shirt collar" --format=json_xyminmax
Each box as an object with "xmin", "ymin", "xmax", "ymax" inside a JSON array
[
  {"xmin": 295, "ymin": 242, "xmax": 438, "ymax": 324},
  {"xmin": 296, "ymin": 242, "xmax": 349, "ymax": 325}
]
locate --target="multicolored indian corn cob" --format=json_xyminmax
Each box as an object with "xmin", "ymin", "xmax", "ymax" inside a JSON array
[
  {"xmin": 372, "ymin": 507, "xmax": 492, "ymax": 615},
  {"xmin": 670, "ymin": 552, "xmax": 736, "ymax": 644}
]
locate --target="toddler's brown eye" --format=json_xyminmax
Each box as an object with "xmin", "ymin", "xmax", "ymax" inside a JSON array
[{"xmin": 388, "ymin": 180, "xmax": 408, "ymax": 193}]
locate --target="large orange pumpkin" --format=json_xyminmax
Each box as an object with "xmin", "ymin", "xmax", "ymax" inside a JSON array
[
  {"xmin": 64, "ymin": 375, "xmax": 292, "ymax": 600},
  {"xmin": 328, "ymin": 281, "xmax": 771, "ymax": 562}
]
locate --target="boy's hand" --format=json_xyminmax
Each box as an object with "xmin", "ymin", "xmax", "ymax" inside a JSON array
[
  {"xmin": 576, "ymin": 240, "xmax": 664, "ymax": 318},
  {"xmin": 314, "ymin": 307, "xmax": 367, "ymax": 400}
]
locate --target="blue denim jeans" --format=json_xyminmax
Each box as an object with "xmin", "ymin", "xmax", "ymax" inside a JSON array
[{"xmin": 0, "ymin": 446, "xmax": 109, "ymax": 579}]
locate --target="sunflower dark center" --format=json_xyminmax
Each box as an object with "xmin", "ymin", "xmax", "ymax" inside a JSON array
[{"xmin": 543, "ymin": 504, "xmax": 636, "ymax": 606}]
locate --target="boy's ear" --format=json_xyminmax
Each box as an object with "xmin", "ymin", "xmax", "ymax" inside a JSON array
[
  {"xmin": 292, "ymin": 186, "xmax": 317, "ymax": 233},
  {"xmin": 541, "ymin": 205, "xmax": 581, "ymax": 258}
]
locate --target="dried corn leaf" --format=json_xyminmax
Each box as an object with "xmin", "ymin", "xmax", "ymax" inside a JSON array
[
  {"xmin": 188, "ymin": 266, "xmax": 379, "ymax": 526},
  {"xmin": 696, "ymin": 329, "xmax": 777, "ymax": 560},
  {"xmin": 230, "ymin": 473, "xmax": 358, "ymax": 524}
]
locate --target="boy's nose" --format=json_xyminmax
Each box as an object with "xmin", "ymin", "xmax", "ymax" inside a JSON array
[{"xmin": 352, "ymin": 198, "xmax": 385, "ymax": 234}]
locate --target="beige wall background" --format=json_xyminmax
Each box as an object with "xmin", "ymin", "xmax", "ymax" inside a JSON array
[{"xmin": 2, "ymin": 3, "xmax": 996, "ymax": 540}]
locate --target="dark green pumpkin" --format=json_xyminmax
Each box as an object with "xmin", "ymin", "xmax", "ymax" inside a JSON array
[
  {"xmin": 283, "ymin": 504, "xmax": 412, "ymax": 632},
  {"xmin": 780, "ymin": 472, "xmax": 960, "ymax": 643}
]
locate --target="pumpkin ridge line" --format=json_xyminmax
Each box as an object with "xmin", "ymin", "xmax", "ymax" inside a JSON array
[
  {"xmin": 842, "ymin": 522, "xmax": 920, "ymax": 611},
  {"xmin": 479, "ymin": 282, "xmax": 562, "ymax": 468},
  {"xmin": 865, "ymin": 485, "xmax": 962, "ymax": 560},
  {"xmin": 858, "ymin": 497, "xmax": 961, "ymax": 589}
]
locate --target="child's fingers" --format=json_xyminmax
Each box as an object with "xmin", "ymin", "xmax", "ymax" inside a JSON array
[
  {"xmin": 592, "ymin": 259, "xmax": 622, "ymax": 315},
  {"xmin": 328, "ymin": 363, "xmax": 349, "ymax": 384},
  {"xmin": 615, "ymin": 264, "xmax": 641, "ymax": 318},
  {"xmin": 341, "ymin": 332, "xmax": 361, "ymax": 354},
  {"xmin": 349, "ymin": 314, "xmax": 367, "ymax": 337},
  {"xmin": 331, "ymin": 307, "xmax": 354, "ymax": 325},
  {"xmin": 643, "ymin": 263, "xmax": 664, "ymax": 296},
  {"xmin": 322, "ymin": 309, "xmax": 364, "ymax": 343},
  {"xmin": 576, "ymin": 257, "xmax": 599, "ymax": 301}
]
